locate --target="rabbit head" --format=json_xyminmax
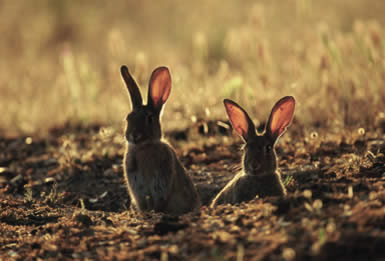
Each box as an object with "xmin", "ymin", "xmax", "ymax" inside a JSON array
[
  {"xmin": 224, "ymin": 96, "xmax": 295, "ymax": 176},
  {"xmin": 121, "ymin": 66, "xmax": 171, "ymax": 144}
]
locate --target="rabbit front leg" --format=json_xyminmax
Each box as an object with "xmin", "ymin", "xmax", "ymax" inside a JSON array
[
  {"xmin": 123, "ymin": 144, "xmax": 142, "ymax": 210},
  {"xmin": 135, "ymin": 145, "xmax": 176, "ymax": 213}
]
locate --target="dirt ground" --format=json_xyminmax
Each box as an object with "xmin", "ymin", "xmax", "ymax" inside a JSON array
[{"xmin": 1, "ymin": 122, "xmax": 385, "ymax": 260}]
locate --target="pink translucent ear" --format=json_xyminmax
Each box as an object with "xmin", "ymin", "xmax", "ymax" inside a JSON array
[
  {"xmin": 266, "ymin": 96, "xmax": 295, "ymax": 142},
  {"xmin": 224, "ymin": 99, "xmax": 256, "ymax": 142},
  {"xmin": 148, "ymin": 67, "xmax": 171, "ymax": 113}
]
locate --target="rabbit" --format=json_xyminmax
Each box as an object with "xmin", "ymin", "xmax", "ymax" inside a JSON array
[
  {"xmin": 121, "ymin": 65, "xmax": 200, "ymax": 215},
  {"xmin": 210, "ymin": 96, "xmax": 295, "ymax": 207}
]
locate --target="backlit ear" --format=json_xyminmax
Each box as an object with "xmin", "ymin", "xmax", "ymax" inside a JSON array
[
  {"xmin": 266, "ymin": 96, "xmax": 295, "ymax": 142},
  {"xmin": 148, "ymin": 66, "xmax": 171, "ymax": 114},
  {"xmin": 121, "ymin": 65, "xmax": 143, "ymax": 109},
  {"xmin": 224, "ymin": 99, "xmax": 256, "ymax": 142}
]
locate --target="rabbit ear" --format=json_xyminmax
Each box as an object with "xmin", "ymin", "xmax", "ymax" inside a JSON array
[
  {"xmin": 224, "ymin": 99, "xmax": 256, "ymax": 142},
  {"xmin": 266, "ymin": 96, "xmax": 295, "ymax": 142},
  {"xmin": 121, "ymin": 65, "xmax": 143, "ymax": 109},
  {"xmin": 148, "ymin": 66, "xmax": 171, "ymax": 114}
]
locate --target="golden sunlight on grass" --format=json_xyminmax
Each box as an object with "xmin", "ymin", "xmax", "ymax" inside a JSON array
[
  {"xmin": 2, "ymin": 2, "xmax": 385, "ymax": 260},
  {"xmin": 0, "ymin": 0, "xmax": 384, "ymax": 135}
]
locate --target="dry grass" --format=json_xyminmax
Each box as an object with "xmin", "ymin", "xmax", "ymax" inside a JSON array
[
  {"xmin": 1, "ymin": 0, "xmax": 385, "ymax": 135},
  {"xmin": 2, "ymin": 2, "xmax": 385, "ymax": 259}
]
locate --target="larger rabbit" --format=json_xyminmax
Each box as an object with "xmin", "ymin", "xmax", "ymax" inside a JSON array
[
  {"xmin": 121, "ymin": 65, "xmax": 200, "ymax": 215},
  {"xmin": 211, "ymin": 96, "xmax": 295, "ymax": 207}
]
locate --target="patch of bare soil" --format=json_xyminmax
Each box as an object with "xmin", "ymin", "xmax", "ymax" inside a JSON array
[{"xmin": 1, "ymin": 122, "xmax": 385, "ymax": 260}]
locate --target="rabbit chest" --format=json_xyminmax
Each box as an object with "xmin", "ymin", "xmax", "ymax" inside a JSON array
[
  {"xmin": 215, "ymin": 171, "xmax": 285, "ymax": 205},
  {"xmin": 124, "ymin": 142, "xmax": 175, "ymax": 211},
  {"xmin": 235, "ymin": 171, "xmax": 285, "ymax": 198}
]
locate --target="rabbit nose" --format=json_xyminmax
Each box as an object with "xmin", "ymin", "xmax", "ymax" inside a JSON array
[
  {"xmin": 253, "ymin": 163, "xmax": 261, "ymax": 170},
  {"xmin": 133, "ymin": 133, "xmax": 143, "ymax": 142},
  {"xmin": 249, "ymin": 162, "xmax": 261, "ymax": 171},
  {"xmin": 129, "ymin": 132, "xmax": 143, "ymax": 143}
]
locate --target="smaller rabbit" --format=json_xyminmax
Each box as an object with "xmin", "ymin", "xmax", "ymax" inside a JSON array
[
  {"xmin": 121, "ymin": 65, "xmax": 200, "ymax": 215},
  {"xmin": 211, "ymin": 96, "xmax": 295, "ymax": 207}
]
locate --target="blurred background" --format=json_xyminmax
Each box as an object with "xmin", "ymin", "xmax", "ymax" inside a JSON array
[{"xmin": 1, "ymin": 0, "xmax": 385, "ymax": 136}]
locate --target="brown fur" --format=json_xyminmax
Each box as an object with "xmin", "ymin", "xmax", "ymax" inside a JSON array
[
  {"xmin": 121, "ymin": 65, "xmax": 200, "ymax": 215},
  {"xmin": 211, "ymin": 170, "xmax": 285, "ymax": 206},
  {"xmin": 211, "ymin": 97, "xmax": 295, "ymax": 207}
]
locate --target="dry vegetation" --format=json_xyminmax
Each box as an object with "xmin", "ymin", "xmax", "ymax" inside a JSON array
[
  {"xmin": 1, "ymin": 0, "xmax": 385, "ymax": 134},
  {"xmin": 1, "ymin": 0, "xmax": 385, "ymax": 260}
]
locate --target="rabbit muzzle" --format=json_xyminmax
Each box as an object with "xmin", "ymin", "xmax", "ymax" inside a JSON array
[
  {"xmin": 248, "ymin": 162, "xmax": 261, "ymax": 171},
  {"xmin": 128, "ymin": 132, "xmax": 144, "ymax": 144}
]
